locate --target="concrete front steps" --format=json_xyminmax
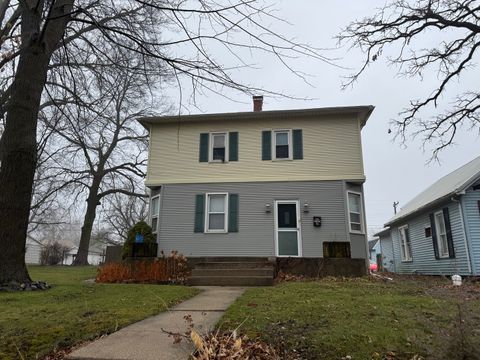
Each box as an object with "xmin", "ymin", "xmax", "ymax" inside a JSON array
[{"xmin": 188, "ymin": 257, "xmax": 276, "ymax": 286}]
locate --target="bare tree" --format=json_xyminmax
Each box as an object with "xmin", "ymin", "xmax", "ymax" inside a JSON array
[
  {"xmin": 103, "ymin": 193, "xmax": 148, "ymax": 243},
  {"xmin": 44, "ymin": 56, "xmax": 159, "ymax": 265},
  {"xmin": 0, "ymin": 0, "xmax": 328, "ymax": 283},
  {"xmin": 339, "ymin": 0, "xmax": 480, "ymax": 158}
]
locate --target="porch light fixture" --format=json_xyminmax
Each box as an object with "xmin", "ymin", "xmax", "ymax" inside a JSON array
[
  {"xmin": 303, "ymin": 202, "xmax": 309, "ymax": 213},
  {"xmin": 265, "ymin": 203, "xmax": 271, "ymax": 213}
]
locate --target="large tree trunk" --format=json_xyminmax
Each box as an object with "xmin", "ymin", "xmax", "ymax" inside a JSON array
[
  {"xmin": 0, "ymin": 48, "xmax": 50, "ymax": 283},
  {"xmin": 0, "ymin": 1, "xmax": 73, "ymax": 283},
  {"xmin": 73, "ymin": 181, "xmax": 101, "ymax": 265}
]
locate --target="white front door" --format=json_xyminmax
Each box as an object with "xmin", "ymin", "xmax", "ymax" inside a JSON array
[{"xmin": 275, "ymin": 200, "xmax": 302, "ymax": 257}]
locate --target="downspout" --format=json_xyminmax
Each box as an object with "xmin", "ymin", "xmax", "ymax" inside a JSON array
[{"xmin": 452, "ymin": 196, "xmax": 473, "ymax": 275}]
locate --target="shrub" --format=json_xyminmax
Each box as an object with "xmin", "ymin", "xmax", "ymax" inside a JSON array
[
  {"xmin": 122, "ymin": 220, "xmax": 156, "ymax": 259},
  {"xmin": 40, "ymin": 241, "xmax": 70, "ymax": 265},
  {"xmin": 96, "ymin": 251, "xmax": 190, "ymax": 284}
]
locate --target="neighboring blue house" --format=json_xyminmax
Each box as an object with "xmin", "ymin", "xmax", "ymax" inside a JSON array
[
  {"xmin": 368, "ymin": 239, "xmax": 381, "ymax": 264},
  {"xmin": 381, "ymin": 156, "xmax": 480, "ymax": 276},
  {"xmin": 374, "ymin": 228, "xmax": 395, "ymax": 272}
]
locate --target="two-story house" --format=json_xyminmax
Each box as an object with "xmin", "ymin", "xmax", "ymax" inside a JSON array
[{"xmin": 139, "ymin": 97, "xmax": 374, "ymax": 283}]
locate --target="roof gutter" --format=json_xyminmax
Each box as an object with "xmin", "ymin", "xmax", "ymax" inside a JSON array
[
  {"xmin": 138, "ymin": 105, "xmax": 375, "ymax": 130},
  {"xmin": 384, "ymin": 192, "xmax": 456, "ymax": 227}
]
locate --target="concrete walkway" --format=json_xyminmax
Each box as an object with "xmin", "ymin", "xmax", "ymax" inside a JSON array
[{"xmin": 68, "ymin": 286, "xmax": 245, "ymax": 360}]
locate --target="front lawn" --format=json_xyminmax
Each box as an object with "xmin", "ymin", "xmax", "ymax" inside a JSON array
[
  {"xmin": 221, "ymin": 276, "xmax": 480, "ymax": 360},
  {"xmin": 0, "ymin": 266, "xmax": 199, "ymax": 359}
]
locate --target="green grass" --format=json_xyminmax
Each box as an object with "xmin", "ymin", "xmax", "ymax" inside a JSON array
[
  {"xmin": 221, "ymin": 277, "xmax": 480, "ymax": 360},
  {"xmin": 0, "ymin": 266, "xmax": 199, "ymax": 359}
]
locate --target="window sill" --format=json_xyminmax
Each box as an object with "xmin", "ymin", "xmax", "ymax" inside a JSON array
[
  {"xmin": 349, "ymin": 230, "xmax": 365, "ymax": 235},
  {"xmin": 401, "ymin": 259, "xmax": 413, "ymax": 263},
  {"xmin": 204, "ymin": 230, "xmax": 228, "ymax": 234},
  {"xmin": 272, "ymin": 158, "xmax": 292, "ymax": 161}
]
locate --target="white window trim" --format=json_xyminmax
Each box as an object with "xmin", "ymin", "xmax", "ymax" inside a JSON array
[
  {"xmin": 434, "ymin": 211, "xmax": 449, "ymax": 258},
  {"xmin": 399, "ymin": 225, "xmax": 412, "ymax": 262},
  {"xmin": 150, "ymin": 195, "xmax": 160, "ymax": 234},
  {"xmin": 347, "ymin": 191, "xmax": 364, "ymax": 234},
  {"xmin": 272, "ymin": 129, "xmax": 292, "ymax": 161},
  {"xmin": 209, "ymin": 132, "xmax": 228, "ymax": 163},
  {"xmin": 205, "ymin": 192, "xmax": 229, "ymax": 233}
]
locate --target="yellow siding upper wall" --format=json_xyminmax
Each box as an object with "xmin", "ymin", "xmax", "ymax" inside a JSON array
[{"xmin": 146, "ymin": 114, "xmax": 365, "ymax": 185}]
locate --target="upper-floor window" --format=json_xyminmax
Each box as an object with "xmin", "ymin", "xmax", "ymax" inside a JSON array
[
  {"xmin": 199, "ymin": 132, "xmax": 238, "ymax": 163},
  {"xmin": 151, "ymin": 195, "xmax": 160, "ymax": 234},
  {"xmin": 399, "ymin": 225, "xmax": 412, "ymax": 261},
  {"xmin": 347, "ymin": 191, "xmax": 364, "ymax": 233},
  {"xmin": 434, "ymin": 210, "xmax": 450, "ymax": 258},
  {"xmin": 210, "ymin": 132, "xmax": 228, "ymax": 162},
  {"xmin": 273, "ymin": 130, "xmax": 291, "ymax": 160},
  {"xmin": 262, "ymin": 129, "xmax": 302, "ymax": 161}
]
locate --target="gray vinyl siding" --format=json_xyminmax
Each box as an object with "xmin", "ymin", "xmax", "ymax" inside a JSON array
[
  {"xmin": 379, "ymin": 233, "xmax": 395, "ymax": 272},
  {"xmin": 463, "ymin": 187, "xmax": 480, "ymax": 275},
  {"xmin": 155, "ymin": 180, "xmax": 366, "ymax": 258},
  {"xmin": 391, "ymin": 200, "xmax": 471, "ymax": 275}
]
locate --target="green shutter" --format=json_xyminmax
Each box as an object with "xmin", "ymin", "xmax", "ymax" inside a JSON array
[
  {"xmin": 228, "ymin": 194, "xmax": 239, "ymax": 232},
  {"xmin": 199, "ymin": 133, "xmax": 209, "ymax": 162},
  {"xmin": 229, "ymin": 132, "xmax": 238, "ymax": 161},
  {"xmin": 262, "ymin": 131, "xmax": 271, "ymax": 160},
  {"xmin": 194, "ymin": 194, "xmax": 205, "ymax": 233},
  {"xmin": 293, "ymin": 129, "xmax": 303, "ymax": 160},
  {"xmin": 443, "ymin": 207, "xmax": 455, "ymax": 258}
]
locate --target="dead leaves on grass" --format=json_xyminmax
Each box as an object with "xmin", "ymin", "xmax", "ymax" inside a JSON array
[{"xmin": 190, "ymin": 329, "xmax": 280, "ymax": 360}]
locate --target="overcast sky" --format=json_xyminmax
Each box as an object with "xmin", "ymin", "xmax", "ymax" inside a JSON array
[{"xmin": 168, "ymin": 0, "xmax": 479, "ymax": 236}]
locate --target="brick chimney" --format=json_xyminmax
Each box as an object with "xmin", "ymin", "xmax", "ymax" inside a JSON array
[{"xmin": 253, "ymin": 95, "xmax": 263, "ymax": 112}]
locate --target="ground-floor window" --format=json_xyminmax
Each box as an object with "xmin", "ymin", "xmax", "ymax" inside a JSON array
[
  {"xmin": 206, "ymin": 193, "xmax": 228, "ymax": 232},
  {"xmin": 399, "ymin": 225, "xmax": 412, "ymax": 261},
  {"xmin": 150, "ymin": 195, "xmax": 160, "ymax": 234},
  {"xmin": 434, "ymin": 211, "xmax": 449, "ymax": 258},
  {"xmin": 323, "ymin": 242, "xmax": 351, "ymax": 258},
  {"xmin": 347, "ymin": 191, "xmax": 364, "ymax": 233}
]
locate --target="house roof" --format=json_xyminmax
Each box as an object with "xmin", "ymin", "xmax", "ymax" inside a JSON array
[
  {"xmin": 368, "ymin": 239, "xmax": 379, "ymax": 252},
  {"xmin": 138, "ymin": 105, "xmax": 374, "ymax": 129},
  {"xmin": 374, "ymin": 228, "xmax": 390, "ymax": 238},
  {"xmin": 385, "ymin": 155, "xmax": 480, "ymax": 226}
]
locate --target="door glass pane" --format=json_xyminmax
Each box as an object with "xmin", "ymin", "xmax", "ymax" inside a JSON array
[
  {"xmin": 209, "ymin": 214, "xmax": 225, "ymax": 230},
  {"xmin": 209, "ymin": 195, "xmax": 225, "ymax": 212},
  {"xmin": 278, "ymin": 231, "xmax": 298, "ymax": 256},
  {"xmin": 278, "ymin": 204, "xmax": 297, "ymax": 228}
]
